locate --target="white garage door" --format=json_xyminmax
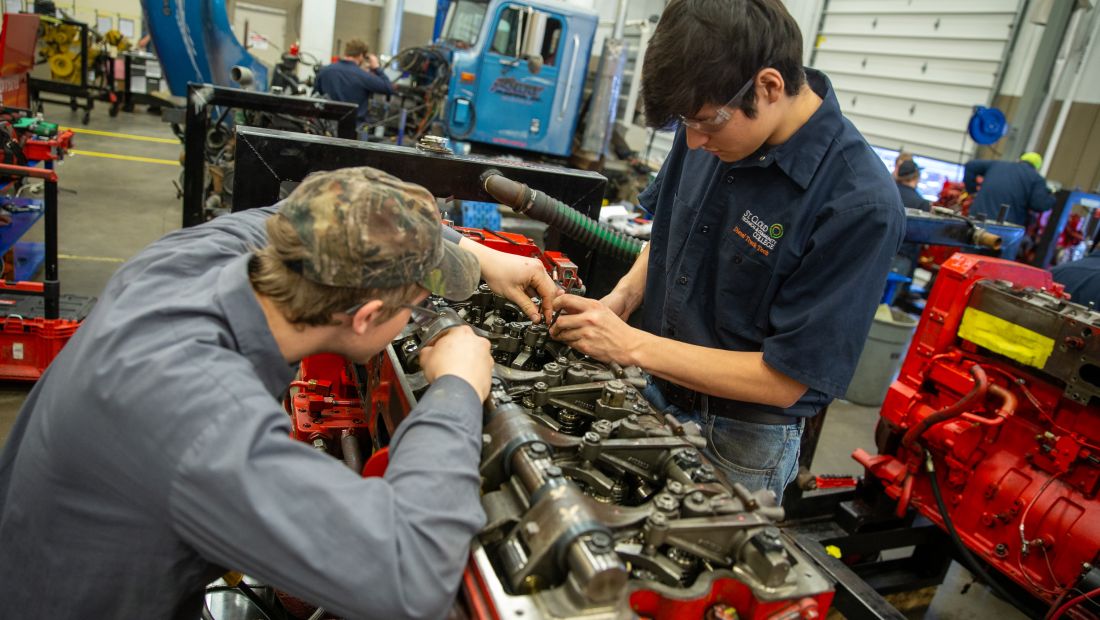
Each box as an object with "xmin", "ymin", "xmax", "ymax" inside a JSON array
[{"xmin": 811, "ymin": 0, "xmax": 1024, "ymax": 163}]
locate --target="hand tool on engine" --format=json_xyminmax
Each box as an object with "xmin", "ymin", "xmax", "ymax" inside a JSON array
[{"xmin": 406, "ymin": 304, "xmax": 467, "ymax": 359}]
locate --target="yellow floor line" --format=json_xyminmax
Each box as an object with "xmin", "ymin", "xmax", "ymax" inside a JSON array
[
  {"xmin": 59, "ymin": 254, "xmax": 126, "ymax": 263},
  {"xmin": 61, "ymin": 127, "xmax": 178, "ymax": 144},
  {"xmin": 69, "ymin": 149, "xmax": 179, "ymax": 166}
]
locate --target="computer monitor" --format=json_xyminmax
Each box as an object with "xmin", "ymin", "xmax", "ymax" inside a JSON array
[{"xmin": 870, "ymin": 145, "xmax": 966, "ymax": 203}]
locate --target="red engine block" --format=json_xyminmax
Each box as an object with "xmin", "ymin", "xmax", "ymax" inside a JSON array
[{"xmin": 856, "ymin": 254, "xmax": 1100, "ymax": 605}]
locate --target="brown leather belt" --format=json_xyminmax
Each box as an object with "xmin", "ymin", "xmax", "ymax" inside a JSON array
[{"xmin": 657, "ymin": 379, "xmax": 798, "ymax": 426}]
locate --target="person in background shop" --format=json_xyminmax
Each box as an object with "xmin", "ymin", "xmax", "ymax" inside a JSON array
[
  {"xmin": 895, "ymin": 158, "xmax": 931, "ymax": 212},
  {"xmin": 893, "ymin": 151, "xmax": 913, "ymax": 181},
  {"xmin": 314, "ymin": 39, "xmax": 395, "ymax": 130},
  {"xmin": 964, "ymin": 152, "xmax": 1055, "ymax": 226}
]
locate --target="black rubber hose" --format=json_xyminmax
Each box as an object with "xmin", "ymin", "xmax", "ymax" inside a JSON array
[
  {"xmin": 924, "ymin": 450, "xmax": 1031, "ymax": 612},
  {"xmin": 482, "ymin": 171, "xmax": 644, "ymax": 263}
]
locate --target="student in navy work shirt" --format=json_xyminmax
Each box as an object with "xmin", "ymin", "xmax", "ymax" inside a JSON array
[
  {"xmin": 551, "ymin": 0, "xmax": 905, "ymax": 502},
  {"xmin": 314, "ymin": 39, "xmax": 395, "ymax": 125}
]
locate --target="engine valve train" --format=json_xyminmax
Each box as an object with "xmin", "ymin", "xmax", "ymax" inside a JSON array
[
  {"xmin": 288, "ymin": 278, "xmax": 834, "ymax": 618},
  {"xmin": 391, "ymin": 288, "xmax": 833, "ymax": 619}
]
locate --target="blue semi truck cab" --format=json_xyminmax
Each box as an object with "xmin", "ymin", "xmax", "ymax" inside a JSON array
[{"xmin": 437, "ymin": 0, "xmax": 597, "ymax": 157}]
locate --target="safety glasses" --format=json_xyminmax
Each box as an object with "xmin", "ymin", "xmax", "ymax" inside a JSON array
[
  {"xmin": 677, "ymin": 69, "xmax": 760, "ymax": 134},
  {"xmin": 344, "ymin": 296, "xmax": 437, "ymax": 322}
]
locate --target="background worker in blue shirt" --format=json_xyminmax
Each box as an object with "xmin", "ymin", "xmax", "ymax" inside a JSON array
[
  {"xmin": 964, "ymin": 152, "xmax": 1055, "ymax": 227},
  {"xmin": 550, "ymin": 0, "xmax": 904, "ymax": 502},
  {"xmin": 314, "ymin": 39, "xmax": 395, "ymax": 126},
  {"xmin": 895, "ymin": 159, "xmax": 931, "ymax": 212},
  {"xmin": 1051, "ymin": 247, "xmax": 1100, "ymax": 307}
]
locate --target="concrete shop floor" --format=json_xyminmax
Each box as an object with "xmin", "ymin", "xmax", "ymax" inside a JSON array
[{"xmin": 0, "ymin": 102, "xmax": 1026, "ymax": 620}]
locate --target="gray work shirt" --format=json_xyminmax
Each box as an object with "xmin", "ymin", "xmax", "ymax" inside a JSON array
[{"xmin": 0, "ymin": 207, "xmax": 486, "ymax": 619}]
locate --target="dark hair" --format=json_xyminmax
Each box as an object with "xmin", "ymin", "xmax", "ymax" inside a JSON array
[
  {"xmin": 344, "ymin": 39, "xmax": 370, "ymax": 58},
  {"xmin": 641, "ymin": 0, "xmax": 806, "ymax": 127}
]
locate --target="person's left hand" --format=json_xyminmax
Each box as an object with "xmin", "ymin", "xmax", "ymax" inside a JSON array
[
  {"xmin": 549, "ymin": 294, "xmax": 643, "ymax": 365},
  {"xmin": 479, "ymin": 251, "xmax": 560, "ymax": 324}
]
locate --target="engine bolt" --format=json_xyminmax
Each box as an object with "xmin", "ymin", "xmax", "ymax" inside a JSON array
[
  {"xmin": 534, "ymin": 381, "xmax": 548, "ymax": 392},
  {"xmin": 545, "ymin": 465, "xmax": 563, "ymax": 478},
  {"xmin": 654, "ymin": 493, "xmax": 679, "ymax": 513},
  {"xmin": 584, "ymin": 431, "xmax": 601, "ymax": 444},
  {"xmin": 529, "ymin": 442, "xmax": 548, "ymax": 456},
  {"xmin": 592, "ymin": 420, "xmax": 613, "ymax": 435},
  {"xmin": 589, "ymin": 531, "xmax": 613, "ymax": 552},
  {"xmin": 667, "ymin": 481, "xmax": 684, "ymax": 495}
]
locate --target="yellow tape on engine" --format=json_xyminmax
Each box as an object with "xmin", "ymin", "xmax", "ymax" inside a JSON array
[{"xmin": 957, "ymin": 307, "xmax": 1054, "ymax": 369}]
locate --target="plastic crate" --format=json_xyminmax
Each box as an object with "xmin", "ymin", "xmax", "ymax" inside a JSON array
[
  {"xmin": 461, "ymin": 201, "xmax": 503, "ymax": 231},
  {"xmin": 0, "ymin": 316, "xmax": 80, "ymax": 380},
  {"xmin": 0, "ymin": 293, "xmax": 94, "ymax": 381}
]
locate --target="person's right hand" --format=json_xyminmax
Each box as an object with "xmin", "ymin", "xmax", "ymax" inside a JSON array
[
  {"xmin": 418, "ymin": 326, "xmax": 493, "ymax": 402},
  {"xmin": 366, "ymin": 53, "xmax": 381, "ymax": 70}
]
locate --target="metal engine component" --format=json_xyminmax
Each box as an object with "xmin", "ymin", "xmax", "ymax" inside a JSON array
[
  {"xmin": 857, "ymin": 253, "xmax": 1100, "ymax": 607},
  {"xmin": 390, "ymin": 288, "xmax": 833, "ymax": 619}
]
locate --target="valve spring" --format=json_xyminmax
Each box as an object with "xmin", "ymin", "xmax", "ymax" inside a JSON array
[
  {"xmin": 667, "ymin": 547, "xmax": 700, "ymax": 586},
  {"xmin": 558, "ymin": 409, "xmax": 583, "ymax": 435},
  {"xmin": 611, "ymin": 478, "xmax": 627, "ymax": 503}
]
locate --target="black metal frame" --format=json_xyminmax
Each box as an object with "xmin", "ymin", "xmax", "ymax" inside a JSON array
[
  {"xmin": 181, "ymin": 84, "xmax": 359, "ymax": 228},
  {"xmin": 1031, "ymin": 189, "xmax": 1075, "ymax": 269},
  {"xmin": 782, "ymin": 485, "xmax": 953, "ymax": 620},
  {"xmin": 0, "ymin": 162, "xmax": 59, "ymax": 319},
  {"xmin": 28, "ymin": 16, "xmax": 95, "ymax": 125},
  {"xmin": 227, "ymin": 126, "xmax": 608, "ymax": 277}
]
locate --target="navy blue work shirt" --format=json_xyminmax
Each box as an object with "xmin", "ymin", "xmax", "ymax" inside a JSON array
[
  {"xmin": 896, "ymin": 181, "xmax": 930, "ymax": 211},
  {"xmin": 314, "ymin": 59, "xmax": 394, "ymax": 122},
  {"xmin": 964, "ymin": 160, "xmax": 1054, "ymax": 226},
  {"xmin": 1051, "ymin": 248, "xmax": 1100, "ymax": 307},
  {"xmin": 638, "ymin": 68, "xmax": 905, "ymax": 420}
]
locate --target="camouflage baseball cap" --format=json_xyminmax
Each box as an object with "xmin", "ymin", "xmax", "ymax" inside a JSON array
[{"xmin": 278, "ymin": 166, "xmax": 480, "ymax": 300}]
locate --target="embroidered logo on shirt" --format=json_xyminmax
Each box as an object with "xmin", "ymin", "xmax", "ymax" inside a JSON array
[{"xmin": 732, "ymin": 209, "xmax": 784, "ymax": 257}]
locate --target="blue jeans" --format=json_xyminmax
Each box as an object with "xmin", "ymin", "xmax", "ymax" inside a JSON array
[{"xmin": 643, "ymin": 379, "xmax": 803, "ymax": 503}]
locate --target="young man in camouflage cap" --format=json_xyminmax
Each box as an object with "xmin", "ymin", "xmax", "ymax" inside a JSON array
[{"xmin": 0, "ymin": 166, "xmax": 558, "ymax": 619}]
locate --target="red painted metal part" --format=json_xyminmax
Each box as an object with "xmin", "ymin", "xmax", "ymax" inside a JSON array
[
  {"xmin": 288, "ymin": 353, "xmax": 369, "ymax": 445},
  {"xmin": 857, "ymin": 253, "xmax": 1099, "ymax": 604},
  {"xmin": 453, "ymin": 226, "xmax": 580, "ymax": 291}
]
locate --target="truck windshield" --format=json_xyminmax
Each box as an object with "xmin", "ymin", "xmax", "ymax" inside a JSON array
[{"xmin": 443, "ymin": 0, "xmax": 489, "ymax": 47}]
